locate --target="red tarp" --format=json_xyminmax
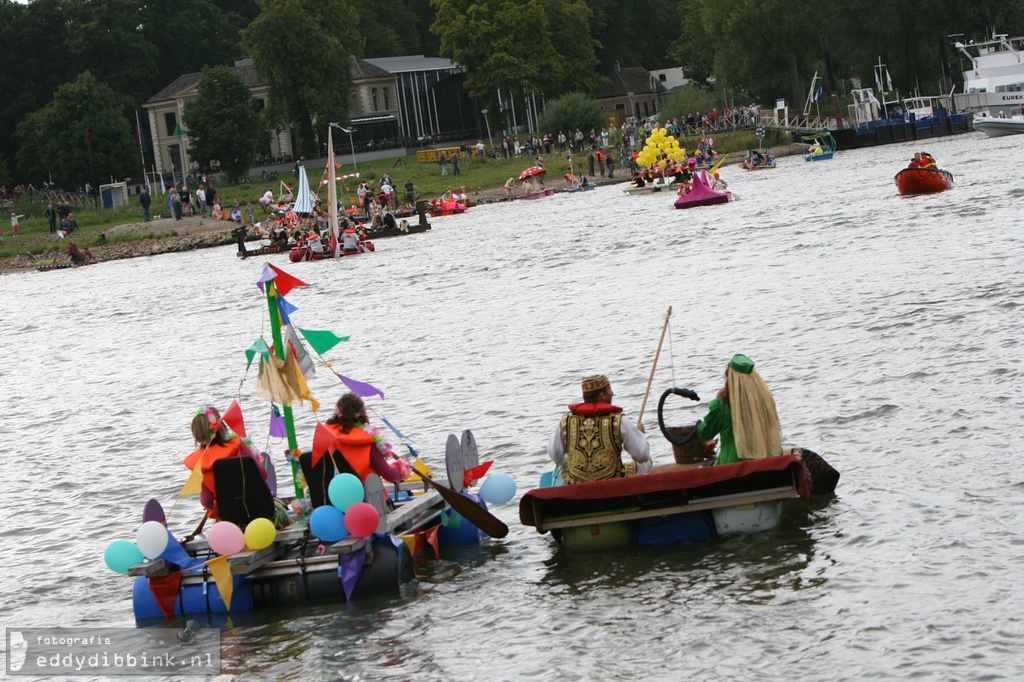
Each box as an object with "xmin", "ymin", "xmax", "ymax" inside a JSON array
[{"xmin": 519, "ymin": 455, "xmax": 810, "ymax": 528}]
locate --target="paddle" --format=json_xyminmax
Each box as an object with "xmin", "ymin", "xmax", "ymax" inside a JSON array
[
  {"xmin": 412, "ymin": 467, "xmax": 509, "ymax": 539},
  {"xmin": 637, "ymin": 306, "xmax": 673, "ymax": 428}
]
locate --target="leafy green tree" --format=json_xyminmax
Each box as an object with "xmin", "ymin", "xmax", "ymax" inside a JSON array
[
  {"xmin": 183, "ymin": 66, "xmax": 268, "ymax": 182},
  {"xmin": 241, "ymin": 0, "xmax": 362, "ymax": 158},
  {"xmin": 15, "ymin": 72, "xmax": 136, "ymax": 188},
  {"xmin": 353, "ymin": 0, "xmax": 422, "ymax": 57},
  {"xmin": 63, "ymin": 0, "xmax": 158, "ymax": 104},
  {"xmin": 430, "ymin": 0, "xmax": 601, "ymax": 106},
  {"xmin": 537, "ymin": 92, "xmax": 604, "ymax": 138},
  {"xmin": 590, "ymin": 0, "xmax": 680, "ymax": 73},
  {"xmin": 0, "ymin": 0, "xmax": 74, "ymax": 170}
]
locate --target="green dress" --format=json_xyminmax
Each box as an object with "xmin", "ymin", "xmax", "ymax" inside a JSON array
[{"xmin": 697, "ymin": 398, "xmax": 738, "ymax": 465}]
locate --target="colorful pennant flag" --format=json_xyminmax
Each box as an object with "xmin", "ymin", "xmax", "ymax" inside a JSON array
[
  {"xmin": 148, "ymin": 573, "xmax": 182, "ymax": 619},
  {"xmin": 378, "ymin": 414, "xmax": 407, "ymax": 441},
  {"xmin": 335, "ymin": 373, "xmax": 384, "ymax": 399},
  {"xmin": 180, "ymin": 459, "xmax": 203, "ymax": 496},
  {"xmin": 464, "ymin": 461, "xmax": 493, "ymax": 488},
  {"xmin": 287, "ymin": 325, "xmax": 316, "ymax": 377},
  {"xmin": 219, "ymin": 399, "xmax": 246, "ymax": 438},
  {"xmin": 277, "ymin": 296, "xmax": 298, "ymax": 325},
  {"xmin": 245, "ymin": 338, "xmax": 271, "ymax": 370},
  {"xmin": 205, "ymin": 555, "xmax": 234, "ymax": 610},
  {"xmin": 339, "ymin": 547, "xmax": 366, "ymax": 601},
  {"xmin": 299, "ymin": 328, "xmax": 349, "ymax": 355},
  {"xmin": 269, "ymin": 405, "xmax": 288, "ymax": 437},
  {"xmin": 311, "ymin": 421, "xmax": 342, "ymax": 467},
  {"xmin": 267, "ymin": 264, "xmax": 308, "ymax": 296}
]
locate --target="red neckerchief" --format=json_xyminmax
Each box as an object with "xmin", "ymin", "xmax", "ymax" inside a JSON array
[{"xmin": 567, "ymin": 402, "xmax": 622, "ymax": 416}]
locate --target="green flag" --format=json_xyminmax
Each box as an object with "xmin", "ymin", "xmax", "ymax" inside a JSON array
[
  {"xmin": 298, "ymin": 328, "xmax": 349, "ymax": 355},
  {"xmin": 173, "ymin": 123, "xmax": 184, "ymax": 137},
  {"xmin": 245, "ymin": 338, "xmax": 271, "ymax": 370}
]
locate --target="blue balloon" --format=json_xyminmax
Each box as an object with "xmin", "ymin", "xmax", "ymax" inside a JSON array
[
  {"xmin": 479, "ymin": 473, "xmax": 516, "ymax": 505},
  {"xmin": 104, "ymin": 540, "xmax": 144, "ymax": 573},
  {"xmin": 328, "ymin": 473, "xmax": 364, "ymax": 512},
  {"xmin": 309, "ymin": 505, "xmax": 349, "ymax": 543}
]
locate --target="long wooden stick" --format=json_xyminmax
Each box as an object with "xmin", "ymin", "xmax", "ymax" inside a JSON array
[{"xmin": 637, "ymin": 306, "xmax": 672, "ymax": 427}]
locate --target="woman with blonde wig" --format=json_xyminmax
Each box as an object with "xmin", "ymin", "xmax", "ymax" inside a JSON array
[{"xmin": 697, "ymin": 354, "xmax": 782, "ymax": 465}]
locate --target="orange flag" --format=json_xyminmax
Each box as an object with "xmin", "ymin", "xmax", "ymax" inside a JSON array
[
  {"xmin": 205, "ymin": 555, "xmax": 234, "ymax": 610},
  {"xmin": 219, "ymin": 399, "xmax": 246, "ymax": 438}
]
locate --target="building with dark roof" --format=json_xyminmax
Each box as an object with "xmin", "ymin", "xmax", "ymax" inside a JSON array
[{"xmin": 599, "ymin": 63, "xmax": 667, "ymax": 127}]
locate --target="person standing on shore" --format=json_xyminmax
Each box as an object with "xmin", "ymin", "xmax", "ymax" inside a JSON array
[
  {"xmin": 195, "ymin": 186, "xmax": 207, "ymax": 217},
  {"xmin": 139, "ymin": 187, "xmax": 151, "ymax": 222},
  {"xmin": 439, "ymin": 151, "xmax": 448, "ymax": 176},
  {"xmin": 45, "ymin": 203, "xmax": 58, "ymax": 232}
]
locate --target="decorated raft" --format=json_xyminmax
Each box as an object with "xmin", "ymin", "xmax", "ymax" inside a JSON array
[
  {"xmin": 104, "ymin": 264, "xmax": 514, "ymax": 618},
  {"xmin": 520, "ymin": 387, "xmax": 839, "ymax": 553},
  {"xmin": 673, "ymin": 170, "xmax": 731, "ymax": 209}
]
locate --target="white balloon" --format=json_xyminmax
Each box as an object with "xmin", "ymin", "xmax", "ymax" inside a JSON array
[{"xmin": 135, "ymin": 520, "xmax": 170, "ymax": 559}]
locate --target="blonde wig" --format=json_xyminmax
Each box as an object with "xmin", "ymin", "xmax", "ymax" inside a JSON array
[{"xmin": 727, "ymin": 366, "xmax": 782, "ymax": 458}]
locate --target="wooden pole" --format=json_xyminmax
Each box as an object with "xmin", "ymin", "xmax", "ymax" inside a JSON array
[{"xmin": 637, "ymin": 306, "xmax": 672, "ymax": 427}]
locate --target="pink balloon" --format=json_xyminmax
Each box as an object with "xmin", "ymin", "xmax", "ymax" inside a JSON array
[
  {"xmin": 344, "ymin": 502, "xmax": 380, "ymax": 538},
  {"xmin": 207, "ymin": 521, "xmax": 245, "ymax": 555}
]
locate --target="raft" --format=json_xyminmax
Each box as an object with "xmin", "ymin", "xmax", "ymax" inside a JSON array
[
  {"xmin": 520, "ymin": 455, "xmax": 824, "ymax": 552},
  {"xmin": 894, "ymin": 167, "xmax": 953, "ymax": 195}
]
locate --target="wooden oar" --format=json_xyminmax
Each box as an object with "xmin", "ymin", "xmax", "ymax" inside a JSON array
[
  {"xmin": 412, "ymin": 467, "xmax": 509, "ymax": 538},
  {"xmin": 637, "ymin": 306, "xmax": 672, "ymax": 428}
]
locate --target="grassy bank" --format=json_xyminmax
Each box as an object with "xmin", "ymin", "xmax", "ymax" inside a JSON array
[{"xmin": 1, "ymin": 127, "xmax": 783, "ymax": 259}]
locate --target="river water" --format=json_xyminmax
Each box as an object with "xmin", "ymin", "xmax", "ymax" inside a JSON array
[{"xmin": 2, "ymin": 132, "xmax": 1023, "ymax": 680}]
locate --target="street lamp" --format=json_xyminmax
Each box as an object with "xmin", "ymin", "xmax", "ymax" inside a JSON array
[
  {"xmin": 481, "ymin": 109, "xmax": 493, "ymax": 152},
  {"xmin": 331, "ymin": 122, "xmax": 357, "ymax": 173}
]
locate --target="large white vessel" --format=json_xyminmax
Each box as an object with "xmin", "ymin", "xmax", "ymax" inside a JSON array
[{"xmin": 952, "ymin": 31, "xmax": 1024, "ymax": 115}]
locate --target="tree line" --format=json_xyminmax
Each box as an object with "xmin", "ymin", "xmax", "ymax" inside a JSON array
[{"xmin": 0, "ymin": 0, "xmax": 1018, "ymax": 188}]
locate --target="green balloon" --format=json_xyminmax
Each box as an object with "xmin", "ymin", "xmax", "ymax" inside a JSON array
[{"xmin": 104, "ymin": 539, "xmax": 144, "ymax": 573}]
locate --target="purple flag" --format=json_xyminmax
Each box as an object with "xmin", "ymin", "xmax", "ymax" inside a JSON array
[
  {"xmin": 269, "ymin": 406, "xmax": 288, "ymax": 437},
  {"xmin": 336, "ymin": 373, "xmax": 384, "ymax": 399},
  {"xmin": 339, "ymin": 547, "xmax": 366, "ymax": 600},
  {"xmin": 256, "ymin": 264, "xmax": 276, "ymax": 292}
]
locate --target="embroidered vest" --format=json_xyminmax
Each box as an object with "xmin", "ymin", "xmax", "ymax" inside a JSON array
[{"xmin": 560, "ymin": 408, "xmax": 624, "ymax": 484}]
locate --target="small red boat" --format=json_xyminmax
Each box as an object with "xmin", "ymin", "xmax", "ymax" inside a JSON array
[{"xmin": 894, "ymin": 167, "xmax": 953, "ymax": 195}]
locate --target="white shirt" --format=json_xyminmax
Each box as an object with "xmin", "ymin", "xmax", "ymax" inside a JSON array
[
  {"xmin": 196, "ymin": 188, "xmax": 206, "ymax": 202},
  {"xmin": 308, "ymin": 235, "xmax": 324, "ymax": 253},
  {"xmin": 547, "ymin": 411, "xmax": 652, "ymax": 476}
]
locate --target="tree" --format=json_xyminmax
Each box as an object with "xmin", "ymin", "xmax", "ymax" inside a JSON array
[
  {"xmin": 352, "ymin": 0, "xmax": 422, "ymax": 58},
  {"xmin": 538, "ymin": 93, "xmax": 604, "ymax": 138},
  {"xmin": 241, "ymin": 0, "xmax": 362, "ymax": 158},
  {"xmin": 15, "ymin": 72, "xmax": 136, "ymax": 188},
  {"xmin": 183, "ymin": 66, "xmax": 268, "ymax": 182},
  {"xmin": 430, "ymin": 0, "xmax": 601, "ymax": 107}
]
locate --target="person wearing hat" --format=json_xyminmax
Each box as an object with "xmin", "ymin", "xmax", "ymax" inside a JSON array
[
  {"xmin": 547, "ymin": 375, "xmax": 652, "ymax": 485},
  {"xmin": 696, "ymin": 355, "xmax": 782, "ymax": 465}
]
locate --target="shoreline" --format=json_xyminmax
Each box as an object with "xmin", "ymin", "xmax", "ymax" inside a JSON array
[{"xmin": 1, "ymin": 143, "xmax": 804, "ymax": 275}]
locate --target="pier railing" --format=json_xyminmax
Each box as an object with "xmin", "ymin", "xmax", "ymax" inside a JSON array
[{"xmin": 758, "ymin": 112, "xmax": 837, "ymax": 133}]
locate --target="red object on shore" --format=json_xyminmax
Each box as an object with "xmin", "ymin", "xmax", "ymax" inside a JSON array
[{"xmin": 894, "ymin": 167, "xmax": 953, "ymax": 195}]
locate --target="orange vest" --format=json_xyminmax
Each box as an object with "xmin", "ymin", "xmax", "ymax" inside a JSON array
[
  {"xmin": 183, "ymin": 437, "xmax": 244, "ymax": 499},
  {"xmin": 325, "ymin": 423, "xmax": 377, "ymax": 481}
]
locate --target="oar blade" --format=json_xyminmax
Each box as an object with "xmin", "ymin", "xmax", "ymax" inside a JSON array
[{"xmin": 414, "ymin": 468, "xmax": 509, "ymax": 539}]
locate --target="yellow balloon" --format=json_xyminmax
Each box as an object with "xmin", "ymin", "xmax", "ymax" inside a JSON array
[{"xmin": 244, "ymin": 517, "xmax": 277, "ymax": 550}]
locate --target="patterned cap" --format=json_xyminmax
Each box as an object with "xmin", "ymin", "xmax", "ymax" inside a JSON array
[{"xmin": 581, "ymin": 374, "xmax": 610, "ymax": 393}]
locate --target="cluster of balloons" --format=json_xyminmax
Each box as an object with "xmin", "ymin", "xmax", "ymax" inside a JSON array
[
  {"xmin": 635, "ymin": 128, "xmax": 687, "ymax": 170},
  {"xmin": 308, "ymin": 473, "xmax": 380, "ymax": 542}
]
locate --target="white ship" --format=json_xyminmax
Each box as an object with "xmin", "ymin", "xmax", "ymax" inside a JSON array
[{"xmin": 952, "ymin": 31, "xmax": 1024, "ymax": 115}]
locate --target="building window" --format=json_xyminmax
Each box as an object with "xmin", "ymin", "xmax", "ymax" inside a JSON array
[
  {"xmin": 383, "ymin": 88, "xmax": 390, "ymax": 111},
  {"xmin": 372, "ymin": 88, "xmax": 379, "ymax": 112},
  {"xmin": 165, "ymin": 112, "xmax": 177, "ymax": 137},
  {"xmin": 659, "ymin": 74, "xmax": 666, "ymax": 82}
]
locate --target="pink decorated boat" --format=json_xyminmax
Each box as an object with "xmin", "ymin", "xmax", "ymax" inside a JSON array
[{"xmin": 673, "ymin": 170, "xmax": 731, "ymax": 209}]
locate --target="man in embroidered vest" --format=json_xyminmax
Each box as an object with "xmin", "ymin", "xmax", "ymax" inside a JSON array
[{"xmin": 548, "ymin": 375, "xmax": 652, "ymax": 484}]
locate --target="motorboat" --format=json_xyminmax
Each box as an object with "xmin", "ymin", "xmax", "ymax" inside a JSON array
[
  {"xmin": 894, "ymin": 167, "xmax": 953, "ymax": 195},
  {"xmin": 972, "ymin": 106, "xmax": 1024, "ymax": 137}
]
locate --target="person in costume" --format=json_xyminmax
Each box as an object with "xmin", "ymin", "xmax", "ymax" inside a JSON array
[
  {"xmin": 696, "ymin": 355, "xmax": 782, "ymax": 465},
  {"xmin": 547, "ymin": 375, "xmax": 652, "ymax": 484},
  {"xmin": 183, "ymin": 406, "xmax": 267, "ymax": 519},
  {"xmin": 324, "ymin": 393, "xmax": 411, "ymax": 483}
]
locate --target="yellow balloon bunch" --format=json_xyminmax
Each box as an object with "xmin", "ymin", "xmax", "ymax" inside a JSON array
[{"xmin": 635, "ymin": 128, "xmax": 687, "ymax": 169}]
